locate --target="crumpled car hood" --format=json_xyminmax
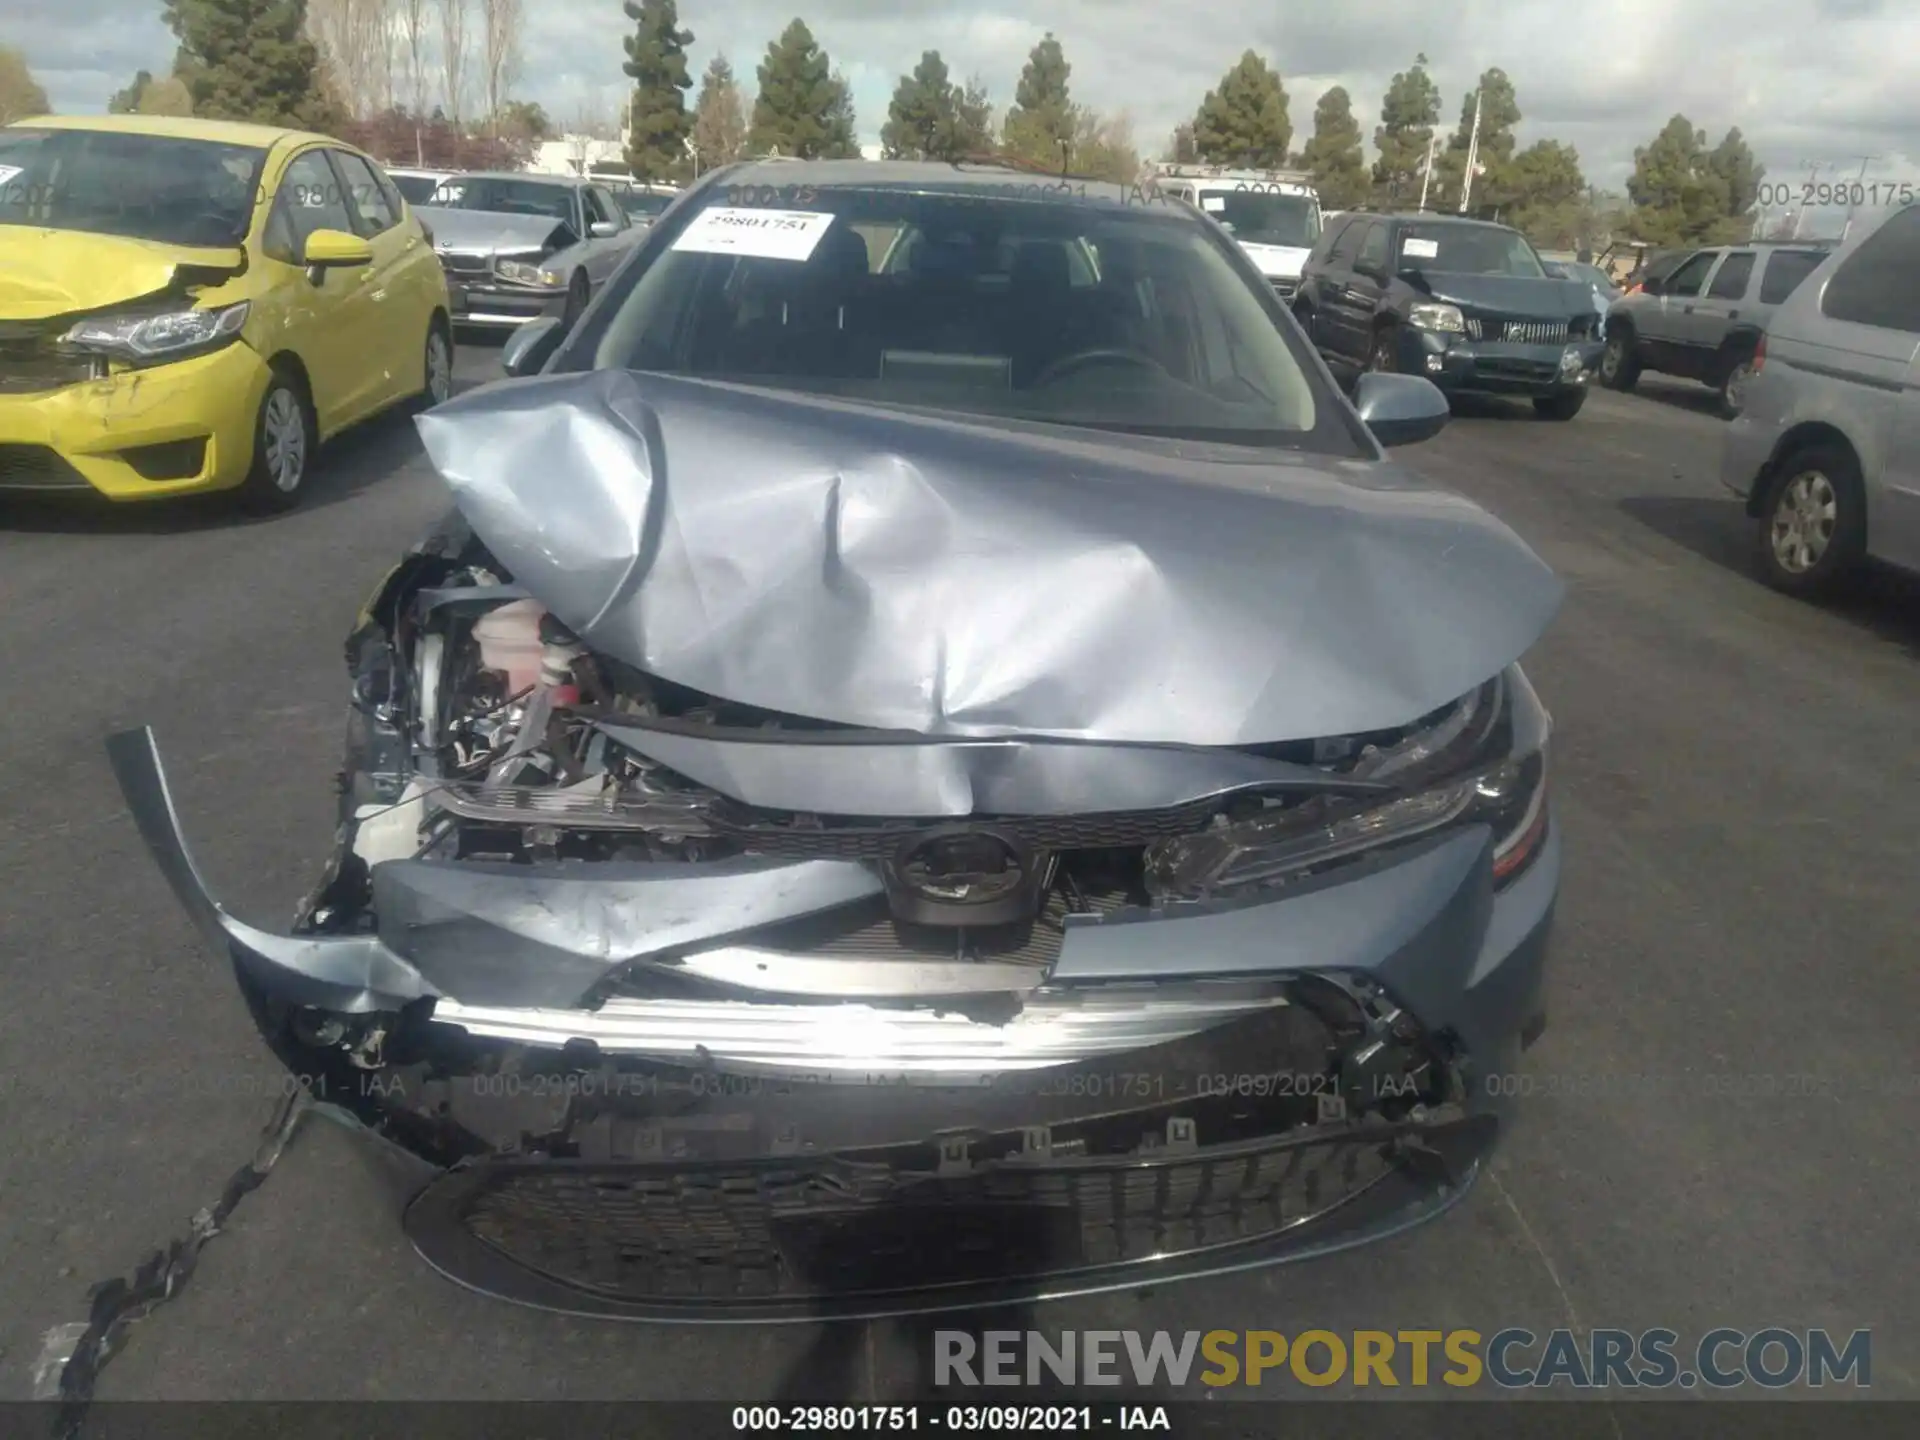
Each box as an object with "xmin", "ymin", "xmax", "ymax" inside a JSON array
[
  {"xmin": 415, "ymin": 369, "xmax": 1562, "ymax": 747},
  {"xmin": 416, "ymin": 207, "xmax": 573, "ymax": 254},
  {"xmin": 1409, "ymin": 271, "xmax": 1591, "ymax": 318},
  {"xmin": 0, "ymin": 230, "xmax": 245, "ymax": 321}
]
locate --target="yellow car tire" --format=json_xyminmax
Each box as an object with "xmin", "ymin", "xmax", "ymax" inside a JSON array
[
  {"xmin": 236, "ymin": 366, "xmax": 317, "ymax": 515},
  {"xmin": 409, "ymin": 316, "xmax": 455, "ymax": 414}
]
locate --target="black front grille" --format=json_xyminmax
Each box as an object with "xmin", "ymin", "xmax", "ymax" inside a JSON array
[
  {"xmin": 0, "ymin": 329, "xmax": 96, "ymax": 394},
  {"xmin": 1475, "ymin": 357, "xmax": 1559, "ymax": 380},
  {"xmin": 439, "ymin": 1133, "xmax": 1401, "ymax": 1306},
  {"xmin": 0, "ymin": 444, "xmax": 91, "ymax": 490},
  {"xmin": 437, "ymin": 252, "xmax": 491, "ymax": 277},
  {"xmin": 707, "ymin": 796, "xmax": 1227, "ymax": 859},
  {"xmin": 1465, "ymin": 317, "xmax": 1572, "ymax": 344}
]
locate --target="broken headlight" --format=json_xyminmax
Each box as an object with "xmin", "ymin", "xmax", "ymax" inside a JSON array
[
  {"xmin": 495, "ymin": 258, "xmax": 563, "ymax": 288},
  {"xmin": 60, "ymin": 300, "xmax": 251, "ymax": 365},
  {"xmin": 1146, "ymin": 666, "xmax": 1551, "ymax": 902}
]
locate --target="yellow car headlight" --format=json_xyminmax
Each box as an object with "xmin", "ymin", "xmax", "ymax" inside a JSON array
[{"xmin": 60, "ymin": 300, "xmax": 251, "ymax": 364}]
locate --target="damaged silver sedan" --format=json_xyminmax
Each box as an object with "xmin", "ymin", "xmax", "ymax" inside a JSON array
[{"xmin": 111, "ymin": 159, "xmax": 1562, "ymax": 1320}]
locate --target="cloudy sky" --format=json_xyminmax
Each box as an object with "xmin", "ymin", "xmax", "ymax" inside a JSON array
[{"xmin": 17, "ymin": 0, "xmax": 1919, "ymax": 205}]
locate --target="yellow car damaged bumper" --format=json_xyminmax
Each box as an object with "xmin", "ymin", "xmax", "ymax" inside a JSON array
[{"xmin": 0, "ymin": 342, "xmax": 270, "ymax": 501}]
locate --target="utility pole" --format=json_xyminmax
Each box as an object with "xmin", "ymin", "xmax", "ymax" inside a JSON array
[
  {"xmin": 1789, "ymin": 161, "xmax": 1821, "ymax": 239},
  {"xmin": 1459, "ymin": 87, "xmax": 1484, "ymax": 214},
  {"xmin": 1416, "ymin": 130, "xmax": 1439, "ymax": 211},
  {"xmin": 1840, "ymin": 154, "xmax": 1876, "ymax": 243}
]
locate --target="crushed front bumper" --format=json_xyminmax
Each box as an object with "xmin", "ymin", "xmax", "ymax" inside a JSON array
[
  {"xmin": 108, "ymin": 725, "xmax": 1558, "ymax": 1319},
  {"xmin": 445, "ymin": 278, "xmax": 567, "ymax": 328},
  {"xmin": 1398, "ymin": 328, "xmax": 1604, "ymax": 399},
  {"xmin": 0, "ymin": 341, "xmax": 266, "ymax": 499}
]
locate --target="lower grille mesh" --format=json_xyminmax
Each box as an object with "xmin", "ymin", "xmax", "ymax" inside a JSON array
[{"xmin": 455, "ymin": 1138, "xmax": 1396, "ymax": 1303}]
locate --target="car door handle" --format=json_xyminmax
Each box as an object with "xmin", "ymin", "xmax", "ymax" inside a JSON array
[
  {"xmin": 1728, "ymin": 310, "xmax": 1739, "ymax": 319},
  {"xmin": 1683, "ymin": 304, "xmax": 1695, "ymax": 313}
]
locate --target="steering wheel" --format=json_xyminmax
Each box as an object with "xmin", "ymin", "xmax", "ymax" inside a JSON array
[{"xmin": 1030, "ymin": 347, "xmax": 1170, "ymax": 388}]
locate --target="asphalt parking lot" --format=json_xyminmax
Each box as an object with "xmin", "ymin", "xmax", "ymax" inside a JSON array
[{"xmin": 3, "ymin": 341, "xmax": 1917, "ymax": 1407}]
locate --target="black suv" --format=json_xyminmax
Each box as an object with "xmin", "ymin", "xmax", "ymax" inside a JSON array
[{"xmin": 1294, "ymin": 212, "xmax": 1605, "ymax": 420}]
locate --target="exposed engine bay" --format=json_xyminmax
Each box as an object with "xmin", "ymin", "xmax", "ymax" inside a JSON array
[{"xmin": 304, "ymin": 511, "xmax": 1539, "ymax": 982}]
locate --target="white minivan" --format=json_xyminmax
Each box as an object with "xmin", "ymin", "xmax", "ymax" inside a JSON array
[{"xmin": 1721, "ymin": 202, "xmax": 1920, "ymax": 595}]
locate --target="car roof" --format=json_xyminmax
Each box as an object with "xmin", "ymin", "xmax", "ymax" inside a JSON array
[
  {"xmin": 455, "ymin": 171, "xmax": 584, "ymax": 186},
  {"xmin": 713, "ymin": 158, "xmax": 1192, "ymax": 217},
  {"xmin": 9, "ymin": 112, "xmax": 323, "ymax": 150},
  {"xmin": 1368, "ymin": 211, "xmax": 1522, "ymax": 231}
]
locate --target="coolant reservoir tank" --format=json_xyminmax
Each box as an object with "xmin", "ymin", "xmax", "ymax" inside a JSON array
[{"xmin": 471, "ymin": 598, "xmax": 548, "ymax": 696}]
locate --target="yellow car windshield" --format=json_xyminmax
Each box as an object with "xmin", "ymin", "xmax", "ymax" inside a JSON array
[{"xmin": 0, "ymin": 127, "xmax": 265, "ymax": 248}]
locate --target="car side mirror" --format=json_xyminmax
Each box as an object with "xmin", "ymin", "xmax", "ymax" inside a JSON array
[
  {"xmin": 589, "ymin": 221, "xmax": 618, "ymax": 239},
  {"xmin": 502, "ymin": 316, "xmax": 565, "ymax": 378},
  {"xmin": 302, "ymin": 228, "xmax": 373, "ymax": 269},
  {"xmin": 1353, "ymin": 372, "xmax": 1451, "ymax": 447}
]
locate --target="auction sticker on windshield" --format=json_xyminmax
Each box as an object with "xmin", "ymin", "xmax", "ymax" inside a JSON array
[
  {"xmin": 672, "ymin": 206, "xmax": 837, "ymax": 261},
  {"xmin": 1201, "ymin": 195, "xmax": 1226, "ymax": 212},
  {"xmin": 1403, "ymin": 237, "xmax": 1440, "ymax": 258}
]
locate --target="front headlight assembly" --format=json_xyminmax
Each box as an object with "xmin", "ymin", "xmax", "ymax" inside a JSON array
[
  {"xmin": 60, "ymin": 300, "xmax": 251, "ymax": 366},
  {"xmin": 495, "ymin": 259, "xmax": 563, "ymax": 288},
  {"xmin": 1145, "ymin": 667, "xmax": 1551, "ymax": 903},
  {"xmin": 1408, "ymin": 301, "xmax": 1466, "ymax": 334}
]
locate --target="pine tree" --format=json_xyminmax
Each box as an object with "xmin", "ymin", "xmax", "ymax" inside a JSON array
[
  {"xmin": 1001, "ymin": 32, "xmax": 1072, "ymax": 168},
  {"xmin": 1436, "ymin": 66, "xmax": 1520, "ymax": 212},
  {"xmin": 622, "ymin": 0, "xmax": 694, "ymax": 183},
  {"xmin": 883, "ymin": 50, "xmax": 984, "ymax": 161},
  {"xmin": 690, "ymin": 54, "xmax": 747, "ymax": 172},
  {"xmin": 162, "ymin": 0, "xmax": 335, "ymax": 129},
  {"xmin": 747, "ymin": 20, "xmax": 853, "ymax": 160},
  {"xmin": 1371, "ymin": 52, "xmax": 1441, "ymax": 204},
  {"xmin": 1628, "ymin": 114, "xmax": 1744, "ymax": 245},
  {"xmin": 822, "ymin": 68, "xmax": 860, "ymax": 159},
  {"xmin": 1299, "ymin": 86, "xmax": 1367, "ymax": 209},
  {"xmin": 1191, "ymin": 51, "xmax": 1291, "ymax": 169}
]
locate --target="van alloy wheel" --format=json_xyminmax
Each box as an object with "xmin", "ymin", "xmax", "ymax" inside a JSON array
[{"xmin": 1769, "ymin": 470, "xmax": 1837, "ymax": 574}]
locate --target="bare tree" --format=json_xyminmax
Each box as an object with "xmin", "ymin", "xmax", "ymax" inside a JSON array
[
  {"xmin": 479, "ymin": 0, "xmax": 522, "ymax": 135},
  {"xmin": 437, "ymin": 0, "xmax": 471, "ymax": 128},
  {"xmin": 306, "ymin": 0, "xmax": 396, "ymax": 120},
  {"xmin": 399, "ymin": 0, "xmax": 429, "ymax": 162},
  {"xmin": 368, "ymin": 0, "xmax": 396, "ymax": 113}
]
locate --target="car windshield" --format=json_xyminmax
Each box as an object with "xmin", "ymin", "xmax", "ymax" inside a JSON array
[
  {"xmin": 589, "ymin": 184, "xmax": 1341, "ymax": 451},
  {"xmin": 1195, "ymin": 188, "xmax": 1321, "ymax": 248},
  {"xmin": 621, "ymin": 190, "xmax": 676, "ymax": 219},
  {"xmin": 1398, "ymin": 222, "xmax": 1547, "ymax": 278},
  {"xmin": 389, "ymin": 173, "xmax": 441, "ymax": 204},
  {"xmin": 0, "ymin": 126, "xmax": 263, "ymax": 248},
  {"xmin": 429, "ymin": 176, "xmax": 575, "ymax": 223}
]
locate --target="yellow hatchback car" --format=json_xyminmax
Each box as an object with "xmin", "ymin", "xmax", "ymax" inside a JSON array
[{"xmin": 1, "ymin": 114, "xmax": 452, "ymax": 511}]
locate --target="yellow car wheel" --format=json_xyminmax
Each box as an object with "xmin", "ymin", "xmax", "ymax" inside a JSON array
[
  {"xmin": 415, "ymin": 318, "xmax": 454, "ymax": 412},
  {"xmin": 236, "ymin": 366, "xmax": 317, "ymax": 514}
]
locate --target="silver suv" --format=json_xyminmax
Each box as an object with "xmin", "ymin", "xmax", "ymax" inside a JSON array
[
  {"xmin": 1600, "ymin": 240, "xmax": 1832, "ymax": 416},
  {"xmin": 1720, "ymin": 203, "xmax": 1920, "ymax": 595}
]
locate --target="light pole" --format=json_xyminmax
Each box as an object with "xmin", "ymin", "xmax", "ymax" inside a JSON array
[
  {"xmin": 1458, "ymin": 87, "xmax": 1484, "ymax": 213},
  {"xmin": 1839, "ymin": 155, "xmax": 1875, "ymax": 243}
]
